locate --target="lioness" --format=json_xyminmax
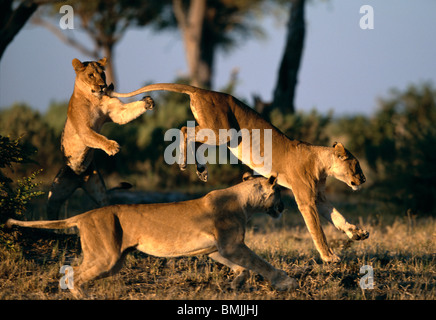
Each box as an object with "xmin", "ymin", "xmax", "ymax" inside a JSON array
[
  {"xmin": 7, "ymin": 173, "xmax": 297, "ymax": 297},
  {"xmin": 47, "ymin": 58, "xmax": 154, "ymax": 220},
  {"xmin": 110, "ymin": 83, "xmax": 369, "ymax": 262}
]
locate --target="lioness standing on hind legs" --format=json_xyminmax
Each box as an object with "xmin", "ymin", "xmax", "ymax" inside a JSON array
[
  {"xmin": 46, "ymin": 58, "xmax": 154, "ymax": 220},
  {"xmin": 110, "ymin": 83, "xmax": 369, "ymax": 263}
]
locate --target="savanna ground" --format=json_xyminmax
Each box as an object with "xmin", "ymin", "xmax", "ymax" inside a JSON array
[{"xmin": 0, "ymin": 190, "xmax": 434, "ymax": 301}]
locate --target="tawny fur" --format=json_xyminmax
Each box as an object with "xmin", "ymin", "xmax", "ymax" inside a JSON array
[
  {"xmin": 46, "ymin": 58, "xmax": 154, "ymax": 220},
  {"xmin": 8, "ymin": 174, "xmax": 297, "ymax": 297},
  {"xmin": 110, "ymin": 83, "xmax": 369, "ymax": 262}
]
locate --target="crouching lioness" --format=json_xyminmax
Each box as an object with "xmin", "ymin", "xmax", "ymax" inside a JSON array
[{"xmin": 7, "ymin": 173, "xmax": 296, "ymax": 296}]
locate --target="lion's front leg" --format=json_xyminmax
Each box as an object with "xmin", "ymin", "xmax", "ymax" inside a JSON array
[
  {"xmin": 316, "ymin": 195, "xmax": 369, "ymax": 241},
  {"xmin": 217, "ymin": 242, "xmax": 297, "ymax": 291},
  {"xmin": 105, "ymin": 95, "xmax": 154, "ymax": 125},
  {"xmin": 293, "ymin": 187, "xmax": 340, "ymax": 262},
  {"xmin": 298, "ymin": 203, "xmax": 340, "ymax": 263},
  {"xmin": 208, "ymin": 251, "xmax": 249, "ymax": 290},
  {"xmin": 315, "ymin": 180, "xmax": 369, "ymax": 241}
]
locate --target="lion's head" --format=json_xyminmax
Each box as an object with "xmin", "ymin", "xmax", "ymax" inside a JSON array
[
  {"xmin": 242, "ymin": 172, "xmax": 284, "ymax": 218},
  {"xmin": 72, "ymin": 58, "xmax": 109, "ymax": 97},
  {"xmin": 330, "ymin": 142, "xmax": 366, "ymax": 191}
]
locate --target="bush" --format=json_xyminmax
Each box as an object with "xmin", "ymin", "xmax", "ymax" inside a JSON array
[
  {"xmin": 269, "ymin": 108, "xmax": 332, "ymax": 146},
  {"xmin": 0, "ymin": 135, "xmax": 44, "ymax": 224},
  {"xmin": 337, "ymin": 84, "xmax": 436, "ymax": 214},
  {"xmin": 0, "ymin": 104, "xmax": 61, "ymax": 178},
  {"xmin": 369, "ymin": 84, "xmax": 436, "ymax": 214}
]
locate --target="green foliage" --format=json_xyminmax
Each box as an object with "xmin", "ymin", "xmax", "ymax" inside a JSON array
[
  {"xmin": 0, "ymin": 104, "xmax": 61, "ymax": 177},
  {"xmin": 43, "ymin": 101, "xmax": 68, "ymax": 137},
  {"xmin": 336, "ymin": 84, "xmax": 436, "ymax": 214},
  {"xmin": 0, "ymin": 135, "xmax": 44, "ymax": 224},
  {"xmin": 269, "ymin": 108, "xmax": 332, "ymax": 145},
  {"xmin": 369, "ymin": 84, "xmax": 436, "ymax": 213}
]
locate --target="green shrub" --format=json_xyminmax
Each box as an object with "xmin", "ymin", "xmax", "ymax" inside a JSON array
[
  {"xmin": 337, "ymin": 84, "xmax": 436, "ymax": 214},
  {"xmin": 0, "ymin": 135, "xmax": 44, "ymax": 224}
]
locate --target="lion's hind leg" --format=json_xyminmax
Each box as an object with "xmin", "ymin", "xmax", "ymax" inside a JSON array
[
  {"xmin": 47, "ymin": 165, "xmax": 83, "ymax": 220},
  {"xmin": 82, "ymin": 164, "xmax": 109, "ymax": 207},
  {"xmin": 179, "ymin": 123, "xmax": 229, "ymax": 182},
  {"xmin": 70, "ymin": 213, "xmax": 125, "ymax": 296},
  {"xmin": 179, "ymin": 125, "xmax": 209, "ymax": 181}
]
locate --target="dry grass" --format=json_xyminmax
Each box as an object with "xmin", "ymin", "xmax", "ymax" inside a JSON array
[{"xmin": 0, "ymin": 197, "xmax": 435, "ymax": 300}]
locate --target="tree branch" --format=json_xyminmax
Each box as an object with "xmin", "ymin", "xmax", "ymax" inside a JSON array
[
  {"xmin": 0, "ymin": 0, "xmax": 38, "ymax": 59},
  {"xmin": 32, "ymin": 15, "xmax": 98, "ymax": 58},
  {"xmin": 172, "ymin": 0, "xmax": 188, "ymax": 30}
]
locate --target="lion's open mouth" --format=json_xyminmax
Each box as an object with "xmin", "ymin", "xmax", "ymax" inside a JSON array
[
  {"xmin": 91, "ymin": 89, "xmax": 105, "ymax": 96},
  {"xmin": 351, "ymin": 185, "xmax": 361, "ymax": 191}
]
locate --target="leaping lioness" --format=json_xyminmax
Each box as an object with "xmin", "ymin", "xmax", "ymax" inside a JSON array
[
  {"xmin": 7, "ymin": 174, "xmax": 297, "ymax": 297},
  {"xmin": 110, "ymin": 83, "xmax": 369, "ymax": 263}
]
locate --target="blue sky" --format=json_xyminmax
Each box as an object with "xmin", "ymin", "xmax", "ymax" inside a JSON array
[{"xmin": 1, "ymin": 0, "xmax": 435, "ymax": 116}]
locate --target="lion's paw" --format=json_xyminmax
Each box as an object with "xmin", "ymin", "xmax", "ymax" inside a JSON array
[
  {"xmin": 142, "ymin": 96, "xmax": 154, "ymax": 110},
  {"xmin": 105, "ymin": 140, "xmax": 120, "ymax": 156},
  {"xmin": 231, "ymin": 270, "xmax": 250, "ymax": 290},
  {"xmin": 272, "ymin": 272, "xmax": 298, "ymax": 291},
  {"xmin": 322, "ymin": 252, "xmax": 341, "ymax": 264},
  {"xmin": 346, "ymin": 225, "xmax": 369, "ymax": 241},
  {"xmin": 196, "ymin": 166, "xmax": 208, "ymax": 182}
]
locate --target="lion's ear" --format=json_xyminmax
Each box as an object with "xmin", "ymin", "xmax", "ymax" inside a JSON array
[
  {"xmin": 107, "ymin": 83, "xmax": 114, "ymax": 92},
  {"xmin": 98, "ymin": 57, "xmax": 107, "ymax": 67},
  {"xmin": 267, "ymin": 172, "xmax": 278, "ymax": 187},
  {"xmin": 72, "ymin": 58, "xmax": 85, "ymax": 72},
  {"xmin": 333, "ymin": 142, "xmax": 347, "ymax": 159},
  {"xmin": 242, "ymin": 172, "xmax": 254, "ymax": 181}
]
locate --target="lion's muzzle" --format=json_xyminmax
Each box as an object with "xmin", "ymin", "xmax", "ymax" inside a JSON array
[{"xmin": 267, "ymin": 200, "xmax": 284, "ymax": 219}]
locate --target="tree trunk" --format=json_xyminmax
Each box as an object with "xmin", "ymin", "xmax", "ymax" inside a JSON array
[
  {"xmin": 102, "ymin": 43, "xmax": 116, "ymax": 86},
  {"xmin": 197, "ymin": 30, "xmax": 215, "ymax": 89},
  {"xmin": 173, "ymin": 0, "xmax": 207, "ymax": 88},
  {"xmin": 0, "ymin": 1, "xmax": 38, "ymax": 60},
  {"xmin": 271, "ymin": 0, "xmax": 306, "ymax": 114}
]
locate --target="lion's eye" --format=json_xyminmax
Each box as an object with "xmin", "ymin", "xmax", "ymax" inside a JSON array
[{"xmin": 89, "ymin": 74, "xmax": 94, "ymax": 78}]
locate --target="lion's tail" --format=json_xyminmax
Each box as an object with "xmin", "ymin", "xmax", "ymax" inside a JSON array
[
  {"xmin": 110, "ymin": 83, "xmax": 198, "ymax": 98},
  {"xmin": 6, "ymin": 217, "xmax": 78, "ymax": 230}
]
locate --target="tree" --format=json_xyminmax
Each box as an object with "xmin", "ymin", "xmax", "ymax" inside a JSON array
[
  {"xmin": 271, "ymin": 0, "xmax": 306, "ymax": 114},
  {"xmin": 34, "ymin": 0, "xmax": 167, "ymax": 85},
  {"xmin": 0, "ymin": 0, "xmax": 59, "ymax": 60},
  {"xmin": 170, "ymin": 0, "xmax": 265, "ymax": 88},
  {"xmin": 172, "ymin": 0, "xmax": 206, "ymax": 87}
]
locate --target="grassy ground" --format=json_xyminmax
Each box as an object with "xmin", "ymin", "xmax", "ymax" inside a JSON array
[{"xmin": 0, "ymin": 194, "xmax": 435, "ymax": 300}]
